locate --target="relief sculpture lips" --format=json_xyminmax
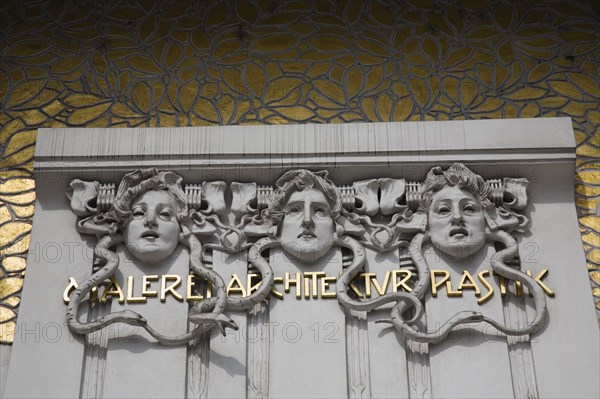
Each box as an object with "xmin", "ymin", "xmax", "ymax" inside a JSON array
[
  {"xmin": 141, "ymin": 230, "xmax": 160, "ymax": 239},
  {"xmin": 297, "ymin": 231, "xmax": 316, "ymax": 238},
  {"xmin": 449, "ymin": 227, "xmax": 469, "ymax": 238}
]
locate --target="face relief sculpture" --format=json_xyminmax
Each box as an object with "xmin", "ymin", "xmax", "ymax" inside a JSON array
[
  {"xmin": 124, "ymin": 190, "xmax": 181, "ymax": 263},
  {"xmin": 428, "ymin": 185, "xmax": 486, "ymax": 259},
  {"xmin": 280, "ymin": 188, "xmax": 335, "ymax": 263}
]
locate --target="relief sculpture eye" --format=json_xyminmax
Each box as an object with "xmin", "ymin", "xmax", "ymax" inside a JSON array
[{"xmin": 285, "ymin": 206, "xmax": 302, "ymax": 216}]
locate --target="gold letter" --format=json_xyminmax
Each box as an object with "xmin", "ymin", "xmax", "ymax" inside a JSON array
[
  {"xmin": 271, "ymin": 276, "xmax": 284, "ymax": 299},
  {"xmin": 187, "ymin": 275, "xmax": 203, "ymax": 301},
  {"xmin": 102, "ymin": 276, "xmax": 125, "ymax": 304},
  {"xmin": 477, "ymin": 270, "xmax": 494, "ymax": 305},
  {"xmin": 284, "ymin": 272, "xmax": 301, "ymax": 299},
  {"xmin": 532, "ymin": 269, "xmax": 554, "ymax": 297},
  {"xmin": 227, "ymin": 274, "xmax": 247, "ymax": 297},
  {"xmin": 361, "ymin": 272, "xmax": 376, "ymax": 298},
  {"xmin": 457, "ymin": 271, "xmax": 481, "ymax": 296},
  {"xmin": 63, "ymin": 277, "xmax": 78, "ymax": 304},
  {"xmin": 320, "ymin": 276, "xmax": 337, "ymax": 298},
  {"xmin": 304, "ymin": 272, "xmax": 326, "ymax": 298},
  {"xmin": 371, "ymin": 271, "xmax": 391, "ymax": 296},
  {"xmin": 160, "ymin": 275, "xmax": 183, "ymax": 302},
  {"xmin": 430, "ymin": 270, "xmax": 450, "ymax": 297},
  {"xmin": 127, "ymin": 276, "xmax": 146, "ymax": 303},
  {"xmin": 247, "ymin": 273, "xmax": 262, "ymax": 296},
  {"xmin": 392, "ymin": 270, "xmax": 413, "ymax": 292},
  {"xmin": 142, "ymin": 275, "xmax": 159, "ymax": 297}
]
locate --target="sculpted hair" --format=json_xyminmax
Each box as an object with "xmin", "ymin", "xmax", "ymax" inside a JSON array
[
  {"xmin": 104, "ymin": 169, "xmax": 188, "ymax": 226},
  {"xmin": 418, "ymin": 163, "xmax": 492, "ymax": 212},
  {"xmin": 267, "ymin": 169, "xmax": 342, "ymax": 225}
]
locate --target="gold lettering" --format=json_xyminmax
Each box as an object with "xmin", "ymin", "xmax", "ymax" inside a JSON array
[
  {"xmin": 477, "ymin": 270, "xmax": 494, "ymax": 304},
  {"xmin": 271, "ymin": 276, "xmax": 284, "ymax": 299},
  {"xmin": 304, "ymin": 272, "xmax": 326, "ymax": 298},
  {"xmin": 430, "ymin": 270, "xmax": 450, "ymax": 297},
  {"xmin": 284, "ymin": 272, "xmax": 301, "ymax": 299},
  {"xmin": 126, "ymin": 276, "xmax": 146, "ymax": 303},
  {"xmin": 371, "ymin": 271, "xmax": 391, "ymax": 296},
  {"xmin": 246, "ymin": 273, "xmax": 262, "ymax": 295},
  {"xmin": 63, "ymin": 277, "xmax": 78, "ymax": 303},
  {"xmin": 392, "ymin": 270, "xmax": 412, "ymax": 292},
  {"xmin": 532, "ymin": 269, "xmax": 554, "ymax": 296},
  {"xmin": 457, "ymin": 271, "xmax": 481, "ymax": 296},
  {"xmin": 349, "ymin": 281, "xmax": 364, "ymax": 298},
  {"xmin": 142, "ymin": 275, "xmax": 159, "ymax": 297},
  {"xmin": 187, "ymin": 275, "xmax": 203, "ymax": 301},
  {"xmin": 321, "ymin": 276, "xmax": 337, "ymax": 298},
  {"xmin": 515, "ymin": 279, "xmax": 523, "ymax": 296},
  {"xmin": 498, "ymin": 274, "xmax": 507, "ymax": 296},
  {"xmin": 160, "ymin": 275, "xmax": 183, "ymax": 302},
  {"xmin": 362, "ymin": 272, "xmax": 376, "ymax": 298},
  {"xmin": 227, "ymin": 274, "xmax": 247, "ymax": 297},
  {"xmin": 102, "ymin": 276, "xmax": 125, "ymax": 304}
]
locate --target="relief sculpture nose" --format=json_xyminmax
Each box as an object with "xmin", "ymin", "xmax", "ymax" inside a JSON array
[
  {"xmin": 451, "ymin": 205, "xmax": 463, "ymax": 224},
  {"xmin": 301, "ymin": 202, "xmax": 315, "ymax": 229},
  {"xmin": 143, "ymin": 211, "xmax": 158, "ymax": 227}
]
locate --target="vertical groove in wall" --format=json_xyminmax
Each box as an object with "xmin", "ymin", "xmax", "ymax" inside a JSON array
[
  {"xmin": 345, "ymin": 309, "xmax": 371, "ymax": 398},
  {"xmin": 246, "ymin": 300, "xmax": 269, "ymax": 399}
]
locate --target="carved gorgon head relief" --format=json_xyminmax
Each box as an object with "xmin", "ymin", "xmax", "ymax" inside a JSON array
[
  {"xmin": 266, "ymin": 169, "xmax": 342, "ymax": 263},
  {"xmin": 104, "ymin": 169, "xmax": 188, "ymax": 264},
  {"xmin": 418, "ymin": 163, "xmax": 493, "ymax": 260}
]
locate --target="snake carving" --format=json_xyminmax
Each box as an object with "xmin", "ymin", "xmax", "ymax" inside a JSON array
[
  {"xmin": 66, "ymin": 169, "xmax": 259, "ymax": 345},
  {"xmin": 66, "ymin": 165, "xmax": 548, "ymax": 348}
]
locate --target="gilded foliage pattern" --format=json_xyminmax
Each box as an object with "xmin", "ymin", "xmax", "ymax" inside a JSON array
[{"xmin": 0, "ymin": 0, "xmax": 599, "ymax": 343}]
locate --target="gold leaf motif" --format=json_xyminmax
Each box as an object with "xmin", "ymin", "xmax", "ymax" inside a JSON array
[
  {"xmin": 165, "ymin": 42, "xmax": 183, "ymax": 68},
  {"xmin": 0, "ymin": 207, "xmax": 11, "ymax": 225},
  {"xmin": 520, "ymin": 103, "xmax": 540, "ymax": 117},
  {"xmin": 244, "ymin": 64, "xmax": 266, "ymax": 99},
  {"xmin": 0, "ymin": 222, "xmax": 31, "ymax": 249},
  {"xmin": 506, "ymin": 87, "xmax": 547, "ymax": 101},
  {"xmin": 3, "ymin": 131, "xmax": 36, "ymax": 157},
  {"xmin": 527, "ymin": 63, "xmax": 552, "ymax": 83},
  {"xmin": 5, "ymin": 40, "xmax": 51, "ymax": 58},
  {"xmin": 271, "ymin": 106, "xmax": 315, "ymax": 122},
  {"xmin": 589, "ymin": 249, "xmax": 600, "ymax": 265},
  {"xmin": 9, "ymin": 205, "xmax": 35, "ymax": 219},
  {"xmin": 0, "ymin": 147, "xmax": 35, "ymax": 169},
  {"xmin": 0, "ymin": 308, "xmax": 16, "ymax": 323},
  {"xmin": 0, "ymin": 119, "xmax": 26, "ymax": 147},
  {"xmin": 0, "ymin": 178, "xmax": 34, "ymax": 194},
  {"xmin": 498, "ymin": 41, "xmax": 515, "ymax": 65},
  {"xmin": 562, "ymin": 102, "xmax": 595, "ymax": 118},
  {"xmin": 577, "ymin": 171, "xmax": 600, "ymax": 184},
  {"xmin": 494, "ymin": 3, "xmax": 514, "ymax": 30},
  {"xmin": 236, "ymin": 0, "xmax": 259, "ymax": 24},
  {"xmin": 63, "ymin": 94, "xmax": 110, "ymax": 108},
  {"xmin": 66, "ymin": 103, "xmax": 111, "ymax": 126},
  {"xmin": 345, "ymin": 65, "xmax": 363, "ymax": 99},
  {"xmin": 370, "ymin": 0, "xmax": 393, "ymax": 25},
  {"xmin": 193, "ymin": 98, "xmax": 219, "ymax": 123},
  {"xmin": 313, "ymin": 79, "xmax": 346, "ymax": 105},
  {"xmin": 567, "ymin": 73, "xmax": 600, "ymax": 99},
  {"xmin": 309, "ymin": 35, "xmax": 348, "ymax": 52},
  {"xmin": 0, "ymin": 321, "xmax": 16, "ymax": 343},
  {"xmin": 0, "ymin": 277, "xmax": 23, "ymax": 300},
  {"xmin": 3, "ymin": 297, "xmax": 20, "ymax": 307},
  {"xmin": 548, "ymin": 81, "xmax": 585, "ymax": 101},
  {"xmin": 206, "ymin": 1, "xmax": 229, "ymax": 28},
  {"xmin": 582, "ymin": 233, "xmax": 600, "ymax": 247},
  {"xmin": 127, "ymin": 55, "xmax": 165, "ymax": 75}
]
